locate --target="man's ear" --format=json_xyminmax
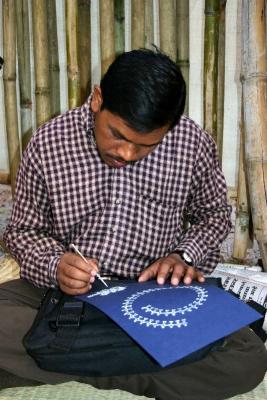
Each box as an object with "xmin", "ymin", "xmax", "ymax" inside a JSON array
[{"xmin": 91, "ymin": 85, "xmax": 103, "ymax": 113}]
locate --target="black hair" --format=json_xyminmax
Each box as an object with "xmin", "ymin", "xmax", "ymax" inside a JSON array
[{"xmin": 100, "ymin": 48, "xmax": 186, "ymax": 133}]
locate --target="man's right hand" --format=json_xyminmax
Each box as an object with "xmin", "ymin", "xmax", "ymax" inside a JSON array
[{"xmin": 57, "ymin": 253, "xmax": 99, "ymax": 295}]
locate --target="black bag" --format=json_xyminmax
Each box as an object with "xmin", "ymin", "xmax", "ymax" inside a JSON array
[
  {"xmin": 23, "ymin": 279, "xmax": 224, "ymax": 377},
  {"xmin": 227, "ymin": 290, "xmax": 266, "ymax": 342},
  {"xmin": 23, "ymin": 280, "xmax": 164, "ymax": 377}
]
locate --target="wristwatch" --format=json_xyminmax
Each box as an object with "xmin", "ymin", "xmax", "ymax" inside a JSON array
[{"xmin": 175, "ymin": 251, "xmax": 193, "ymax": 266}]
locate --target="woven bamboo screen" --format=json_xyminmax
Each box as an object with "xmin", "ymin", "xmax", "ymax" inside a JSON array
[
  {"xmin": 1, "ymin": 0, "xmax": 191, "ymax": 187},
  {"xmin": 1, "ymin": 0, "xmax": 267, "ymax": 268}
]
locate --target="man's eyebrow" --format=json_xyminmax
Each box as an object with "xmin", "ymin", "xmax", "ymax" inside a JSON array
[{"xmin": 108, "ymin": 125, "xmax": 162, "ymax": 147}]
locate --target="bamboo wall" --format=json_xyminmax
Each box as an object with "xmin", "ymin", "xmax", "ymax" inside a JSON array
[{"xmin": 0, "ymin": 0, "xmax": 266, "ymax": 269}]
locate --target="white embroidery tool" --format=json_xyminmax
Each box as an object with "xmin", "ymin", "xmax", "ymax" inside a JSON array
[{"xmin": 70, "ymin": 243, "xmax": 108, "ymax": 288}]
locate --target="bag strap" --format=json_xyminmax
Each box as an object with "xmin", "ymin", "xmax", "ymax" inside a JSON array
[{"xmin": 50, "ymin": 299, "xmax": 84, "ymax": 352}]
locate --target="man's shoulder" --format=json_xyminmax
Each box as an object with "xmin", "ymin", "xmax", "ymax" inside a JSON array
[
  {"xmin": 177, "ymin": 115, "xmax": 211, "ymax": 138},
  {"xmin": 22, "ymin": 102, "xmax": 94, "ymax": 168},
  {"xmin": 178, "ymin": 115, "xmax": 201, "ymax": 128},
  {"xmin": 33, "ymin": 106, "xmax": 83, "ymax": 142},
  {"xmin": 28, "ymin": 101, "xmax": 93, "ymax": 151},
  {"xmin": 173, "ymin": 115, "xmax": 215, "ymax": 147}
]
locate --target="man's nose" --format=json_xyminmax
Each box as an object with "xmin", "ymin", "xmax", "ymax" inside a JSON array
[{"xmin": 117, "ymin": 142, "xmax": 139, "ymax": 162}]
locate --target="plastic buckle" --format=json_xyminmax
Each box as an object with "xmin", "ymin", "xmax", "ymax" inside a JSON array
[{"xmin": 56, "ymin": 301, "xmax": 84, "ymax": 328}]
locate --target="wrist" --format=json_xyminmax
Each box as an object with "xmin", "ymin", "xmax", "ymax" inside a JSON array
[{"xmin": 173, "ymin": 250, "xmax": 193, "ymax": 266}]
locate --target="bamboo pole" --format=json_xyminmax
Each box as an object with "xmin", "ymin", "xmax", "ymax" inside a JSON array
[
  {"xmin": 233, "ymin": 96, "xmax": 250, "ymax": 261},
  {"xmin": 0, "ymin": 171, "xmax": 10, "ymax": 185},
  {"xmin": 32, "ymin": 0, "xmax": 51, "ymax": 127},
  {"xmin": 176, "ymin": 0, "xmax": 189, "ymax": 114},
  {"xmin": 242, "ymin": 0, "xmax": 267, "ymax": 270},
  {"xmin": 159, "ymin": 0, "xmax": 176, "ymax": 61},
  {"xmin": 100, "ymin": 0, "xmax": 115, "ymax": 76},
  {"xmin": 3, "ymin": 0, "xmax": 20, "ymax": 196},
  {"xmin": 216, "ymin": 0, "xmax": 226, "ymax": 164},
  {"xmin": 203, "ymin": 0, "xmax": 220, "ymax": 142},
  {"xmin": 115, "ymin": 0, "xmax": 125, "ymax": 56},
  {"xmin": 78, "ymin": 0, "xmax": 91, "ymax": 103},
  {"xmin": 66, "ymin": 0, "xmax": 81, "ymax": 108},
  {"xmin": 144, "ymin": 0, "xmax": 153, "ymax": 49},
  {"xmin": 131, "ymin": 0, "xmax": 145, "ymax": 49},
  {"xmin": 47, "ymin": 0, "xmax": 60, "ymax": 117},
  {"xmin": 227, "ymin": 186, "xmax": 237, "ymax": 202},
  {"xmin": 16, "ymin": 0, "xmax": 32, "ymax": 150}
]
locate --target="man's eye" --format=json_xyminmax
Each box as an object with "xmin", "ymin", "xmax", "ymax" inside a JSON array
[{"xmin": 111, "ymin": 131, "xmax": 122, "ymax": 140}]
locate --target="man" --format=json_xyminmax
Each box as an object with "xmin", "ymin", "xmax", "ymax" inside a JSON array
[{"xmin": 1, "ymin": 49, "xmax": 266, "ymax": 399}]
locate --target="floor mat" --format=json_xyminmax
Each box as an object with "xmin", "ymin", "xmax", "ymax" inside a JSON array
[
  {"xmin": 0, "ymin": 381, "xmax": 149, "ymax": 400},
  {"xmin": 0, "ymin": 374, "xmax": 266, "ymax": 400}
]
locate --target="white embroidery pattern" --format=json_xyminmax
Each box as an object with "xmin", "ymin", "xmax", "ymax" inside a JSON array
[
  {"xmin": 86, "ymin": 286, "xmax": 126, "ymax": 299},
  {"xmin": 121, "ymin": 286, "xmax": 208, "ymax": 329}
]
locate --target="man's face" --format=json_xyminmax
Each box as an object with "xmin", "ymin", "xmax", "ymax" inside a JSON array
[{"xmin": 91, "ymin": 86, "xmax": 170, "ymax": 168}]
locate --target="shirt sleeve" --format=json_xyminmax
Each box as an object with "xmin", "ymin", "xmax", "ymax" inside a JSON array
[
  {"xmin": 3, "ymin": 139, "xmax": 65, "ymax": 288},
  {"xmin": 174, "ymin": 132, "xmax": 232, "ymax": 274}
]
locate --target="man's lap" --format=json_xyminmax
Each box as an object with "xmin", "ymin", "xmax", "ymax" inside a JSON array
[{"xmin": 0, "ymin": 279, "xmax": 266, "ymax": 400}]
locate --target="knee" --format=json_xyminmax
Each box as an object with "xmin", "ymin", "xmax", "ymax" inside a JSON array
[
  {"xmin": 244, "ymin": 340, "xmax": 267, "ymax": 389},
  {"xmin": 229, "ymin": 330, "xmax": 267, "ymax": 394}
]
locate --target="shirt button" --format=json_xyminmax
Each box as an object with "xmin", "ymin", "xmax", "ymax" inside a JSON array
[
  {"xmin": 112, "ymin": 225, "xmax": 117, "ymax": 232},
  {"xmin": 115, "ymin": 198, "xmax": 121, "ymax": 205}
]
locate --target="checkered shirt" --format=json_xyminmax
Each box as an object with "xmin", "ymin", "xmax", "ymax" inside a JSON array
[{"xmin": 3, "ymin": 97, "xmax": 232, "ymax": 288}]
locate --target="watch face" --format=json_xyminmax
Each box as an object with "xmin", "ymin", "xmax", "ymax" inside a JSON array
[{"xmin": 183, "ymin": 252, "xmax": 192, "ymax": 264}]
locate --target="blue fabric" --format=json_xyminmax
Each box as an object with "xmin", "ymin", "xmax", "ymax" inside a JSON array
[{"xmin": 78, "ymin": 280, "xmax": 262, "ymax": 367}]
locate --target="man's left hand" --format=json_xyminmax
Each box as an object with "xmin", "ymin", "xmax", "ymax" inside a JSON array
[{"xmin": 138, "ymin": 253, "xmax": 205, "ymax": 286}]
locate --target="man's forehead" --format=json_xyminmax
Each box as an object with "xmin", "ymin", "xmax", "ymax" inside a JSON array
[
  {"xmin": 108, "ymin": 124, "xmax": 166, "ymax": 147},
  {"xmin": 106, "ymin": 112, "xmax": 169, "ymax": 146}
]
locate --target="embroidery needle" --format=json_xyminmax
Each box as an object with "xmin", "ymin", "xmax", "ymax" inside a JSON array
[{"xmin": 69, "ymin": 243, "xmax": 108, "ymax": 288}]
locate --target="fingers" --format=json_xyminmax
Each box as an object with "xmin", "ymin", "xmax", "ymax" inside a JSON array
[
  {"xmin": 182, "ymin": 266, "xmax": 205, "ymax": 285},
  {"xmin": 63, "ymin": 253, "xmax": 99, "ymax": 274},
  {"xmin": 138, "ymin": 253, "xmax": 205, "ymax": 286},
  {"xmin": 57, "ymin": 253, "xmax": 99, "ymax": 295},
  {"xmin": 156, "ymin": 262, "xmax": 174, "ymax": 285},
  {"xmin": 138, "ymin": 257, "xmax": 176, "ymax": 285},
  {"xmin": 138, "ymin": 264, "xmax": 158, "ymax": 283}
]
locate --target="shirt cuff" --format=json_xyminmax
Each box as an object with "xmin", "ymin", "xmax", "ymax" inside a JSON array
[
  {"xmin": 48, "ymin": 253, "xmax": 64, "ymax": 286},
  {"xmin": 174, "ymin": 238, "xmax": 204, "ymax": 266}
]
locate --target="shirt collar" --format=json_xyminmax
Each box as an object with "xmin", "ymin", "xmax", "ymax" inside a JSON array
[{"xmin": 80, "ymin": 93, "xmax": 95, "ymax": 137}]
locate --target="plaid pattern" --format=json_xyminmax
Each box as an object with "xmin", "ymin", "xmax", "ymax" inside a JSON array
[{"xmin": 3, "ymin": 98, "xmax": 231, "ymax": 288}]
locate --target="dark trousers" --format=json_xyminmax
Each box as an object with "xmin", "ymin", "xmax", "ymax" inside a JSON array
[{"xmin": 0, "ymin": 279, "xmax": 266, "ymax": 400}]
